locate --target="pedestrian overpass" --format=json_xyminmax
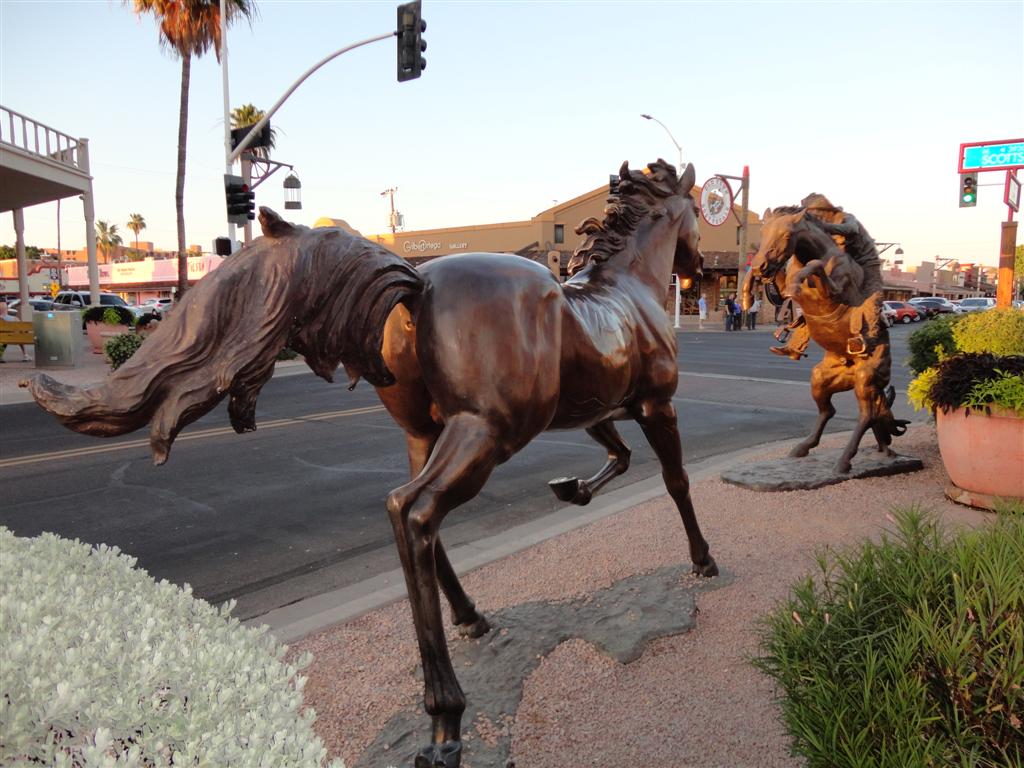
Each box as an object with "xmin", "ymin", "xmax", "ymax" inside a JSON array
[{"xmin": 0, "ymin": 105, "xmax": 98, "ymax": 317}]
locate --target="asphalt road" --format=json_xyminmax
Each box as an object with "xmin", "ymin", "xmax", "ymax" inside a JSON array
[{"xmin": 0, "ymin": 325, "xmax": 920, "ymax": 620}]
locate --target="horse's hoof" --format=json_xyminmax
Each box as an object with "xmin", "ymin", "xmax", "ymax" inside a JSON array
[
  {"xmin": 548, "ymin": 477, "xmax": 591, "ymax": 505},
  {"xmin": 691, "ymin": 557, "xmax": 719, "ymax": 578},
  {"xmin": 456, "ymin": 614, "xmax": 491, "ymax": 639},
  {"xmin": 835, "ymin": 462, "xmax": 852, "ymax": 474},
  {"xmin": 548, "ymin": 476, "xmax": 580, "ymax": 502},
  {"xmin": 788, "ymin": 445, "xmax": 810, "ymax": 458},
  {"xmin": 415, "ymin": 740, "xmax": 462, "ymax": 768}
]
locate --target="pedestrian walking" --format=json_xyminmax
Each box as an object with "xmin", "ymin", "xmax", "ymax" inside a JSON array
[
  {"xmin": 698, "ymin": 293, "xmax": 708, "ymax": 330},
  {"xmin": 747, "ymin": 295, "xmax": 762, "ymax": 330}
]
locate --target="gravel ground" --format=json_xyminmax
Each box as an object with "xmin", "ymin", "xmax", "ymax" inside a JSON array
[{"xmin": 291, "ymin": 425, "xmax": 990, "ymax": 768}]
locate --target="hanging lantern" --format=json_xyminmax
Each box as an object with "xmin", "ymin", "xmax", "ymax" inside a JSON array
[{"xmin": 283, "ymin": 172, "xmax": 302, "ymax": 210}]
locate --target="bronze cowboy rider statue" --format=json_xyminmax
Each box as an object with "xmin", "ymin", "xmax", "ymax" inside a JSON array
[{"xmin": 770, "ymin": 193, "xmax": 885, "ymax": 360}]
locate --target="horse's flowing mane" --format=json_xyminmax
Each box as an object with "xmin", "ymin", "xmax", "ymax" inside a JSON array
[{"xmin": 572, "ymin": 160, "xmax": 683, "ymax": 268}]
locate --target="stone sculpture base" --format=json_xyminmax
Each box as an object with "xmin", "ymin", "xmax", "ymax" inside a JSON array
[
  {"xmin": 357, "ymin": 565, "xmax": 731, "ymax": 768},
  {"xmin": 720, "ymin": 449, "xmax": 923, "ymax": 492}
]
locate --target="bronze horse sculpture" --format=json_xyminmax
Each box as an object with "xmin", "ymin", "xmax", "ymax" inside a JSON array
[
  {"xmin": 23, "ymin": 160, "xmax": 717, "ymax": 768},
  {"xmin": 744, "ymin": 205, "xmax": 908, "ymax": 474}
]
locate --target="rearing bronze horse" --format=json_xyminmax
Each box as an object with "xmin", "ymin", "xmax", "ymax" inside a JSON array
[
  {"xmin": 23, "ymin": 159, "xmax": 716, "ymax": 768},
  {"xmin": 745, "ymin": 206, "xmax": 908, "ymax": 474}
]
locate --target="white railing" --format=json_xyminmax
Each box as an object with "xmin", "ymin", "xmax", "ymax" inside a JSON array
[{"xmin": 0, "ymin": 105, "xmax": 81, "ymax": 170}]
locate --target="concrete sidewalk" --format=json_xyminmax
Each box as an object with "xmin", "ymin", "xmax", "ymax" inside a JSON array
[{"xmin": 280, "ymin": 425, "xmax": 982, "ymax": 768}]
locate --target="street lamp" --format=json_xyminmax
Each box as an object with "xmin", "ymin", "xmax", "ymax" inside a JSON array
[{"xmin": 640, "ymin": 113, "xmax": 683, "ymax": 171}]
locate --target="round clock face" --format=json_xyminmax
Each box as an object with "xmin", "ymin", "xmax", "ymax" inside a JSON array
[{"xmin": 700, "ymin": 176, "xmax": 733, "ymax": 227}]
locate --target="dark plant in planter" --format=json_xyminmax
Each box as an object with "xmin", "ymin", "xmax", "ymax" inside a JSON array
[
  {"xmin": 82, "ymin": 305, "xmax": 135, "ymax": 327},
  {"xmin": 908, "ymin": 309, "xmax": 1024, "ymax": 416},
  {"xmin": 104, "ymin": 333, "xmax": 144, "ymax": 370}
]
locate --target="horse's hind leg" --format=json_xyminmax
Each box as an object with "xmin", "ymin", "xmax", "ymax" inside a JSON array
[
  {"xmin": 634, "ymin": 398, "xmax": 717, "ymax": 577},
  {"xmin": 548, "ymin": 419, "xmax": 631, "ymax": 505},
  {"xmin": 790, "ymin": 354, "xmax": 849, "ymax": 458},
  {"xmin": 387, "ymin": 414, "xmax": 500, "ymax": 767},
  {"xmin": 406, "ymin": 432, "xmax": 490, "ymax": 640},
  {"xmin": 839, "ymin": 364, "xmax": 909, "ymax": 473}
]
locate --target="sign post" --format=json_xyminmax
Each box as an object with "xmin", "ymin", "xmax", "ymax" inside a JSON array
[{"xmin": 957, "ymin": 139, "xmax": 1023, "ymax": 308}]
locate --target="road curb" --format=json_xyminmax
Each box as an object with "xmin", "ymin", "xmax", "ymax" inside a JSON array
[{"xmin": 246, "ymin": 422, "xmax": 933, "ymax": 644}]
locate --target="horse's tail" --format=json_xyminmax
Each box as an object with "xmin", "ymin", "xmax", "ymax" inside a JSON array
[{"xmin": 20, "ymin": 208, "xmax": 423, "ymax": 465}]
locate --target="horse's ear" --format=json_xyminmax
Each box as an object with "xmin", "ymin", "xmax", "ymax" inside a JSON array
[
  {"xmin": 762, "ymin": 207, "xmax": 774, "ymax": 220},
  {"xmin": 619, "ymin": 160, "xmax": 630, "ymax": 180},
  {"xmin": 679, "ymin": 163, "xmax": 696, "ymax": 194},
  {"xmin": 259, "ymin": 207, "xmax": 297, "ymax": 239}
]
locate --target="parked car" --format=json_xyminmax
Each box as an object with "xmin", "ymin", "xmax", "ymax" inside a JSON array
[
  {"xmin": 52, "ymin": 290, "xmax": 131, "ymax": 310},
  {"xmin": 140, "ymin": 297, "xmax": 174, "ymax": 315},
  {"xmin": 882, "ymin": 301, "xmax": 921, "ymax": 325},
  {"xmin": 909, "ymin": 297, "xmax": 961, "ymax": 316},
  {"xmin": 957, "ymin": 297, "xmax": 997, "ymax": 312},
  {"xmin": 7, "ymin": 297, "xmax": 53, "ymax": 314}
]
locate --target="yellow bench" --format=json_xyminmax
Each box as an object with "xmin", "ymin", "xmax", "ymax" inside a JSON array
[{"xmin": 0, "ymin": 320, "xmax": 35, "ymax": 346}]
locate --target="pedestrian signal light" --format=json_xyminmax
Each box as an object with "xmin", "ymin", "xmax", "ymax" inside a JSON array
[
  {"xmin": 225, "ymin": 174, "xmax": 255, "ymax": 225},
  {"xmin": 396, "ymin": 0, "xmax": 426, "ymax": 82},
  {"xmin": 959, "ymin": 173, "xmax": 977, "ymax": 208}
]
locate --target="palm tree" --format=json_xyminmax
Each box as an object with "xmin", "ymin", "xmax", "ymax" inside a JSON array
[
  {"xmin": 126, "ymin": 0, "xmax": 254, "ymax": 297},
  {"xmin": 230, "ymin": 103, "xmax": 276, "ymax": 161},
  {"xmin": 127, "ymin": 213, "xmax": 147, "ymax": 251},
  {"xmin": 95, "ymin": 220, "xmax": 124, "ymax": 263}
]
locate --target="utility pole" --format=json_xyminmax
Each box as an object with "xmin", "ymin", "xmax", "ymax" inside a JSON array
[
  {"xmin": 381, "ymin": 187, "xmax": 399, "ymax": 234},
  {"xmin": 736, "ymin": 165, "xmax": 750, "ymax": 299}
]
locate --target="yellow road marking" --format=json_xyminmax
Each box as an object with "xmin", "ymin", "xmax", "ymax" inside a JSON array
[{"xmin": 0, "ymin": 405, "xmax": 386, "ymax": 470}]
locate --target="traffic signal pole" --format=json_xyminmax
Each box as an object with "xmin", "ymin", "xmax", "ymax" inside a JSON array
[
  {"xmin": 225, "ymin": 32, "xmax": 395, "ymax": 166},
  {"xmin": 220, "ymin": 0, "xmax": 236, "ymax": 243}
]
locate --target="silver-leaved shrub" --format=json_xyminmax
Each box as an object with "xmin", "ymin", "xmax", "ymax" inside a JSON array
[{"xmin": 0, "ymin": 527, "xmax": 344, "ymax": 767}]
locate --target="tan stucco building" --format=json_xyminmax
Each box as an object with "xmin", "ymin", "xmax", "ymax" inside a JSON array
[{"xmin": 315, "ymin": 177, "xmax": 763, "ymax": 318}]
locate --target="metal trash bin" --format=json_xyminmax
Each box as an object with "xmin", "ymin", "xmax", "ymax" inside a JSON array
[{"xmin": 33, "ymin": 310, "xmax": 80, "ymax": 368}]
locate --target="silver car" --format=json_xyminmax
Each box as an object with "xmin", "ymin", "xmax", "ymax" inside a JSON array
[{"xmin": 957, "ymin": 297, "xmax": 996, "ymax": 312}]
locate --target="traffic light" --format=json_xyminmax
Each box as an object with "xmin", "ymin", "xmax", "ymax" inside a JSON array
[
  {"xmin": 396, "ymin": 0, "xmax": 426, "ymax": 82},
  {"xmin": 959, "ymin": 173, "xmax": 977, "ymax": 208},
  {"xmin": 224, "ymin": 174, "xmax": 255, "ymax": 226}
]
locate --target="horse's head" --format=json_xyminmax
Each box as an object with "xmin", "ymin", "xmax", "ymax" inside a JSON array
[
  {"xmin": 670, "ymin": 162, "xmax": 704, "ymax": 283},
  {"xmin": 750, "ymin": 206, "xmax": 806, "ymax": 282}
]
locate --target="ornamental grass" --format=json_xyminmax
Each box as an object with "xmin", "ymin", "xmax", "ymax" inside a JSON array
[{"xmin": 754, "ymin": 506, "xmax": 1024, "ymax": 768}]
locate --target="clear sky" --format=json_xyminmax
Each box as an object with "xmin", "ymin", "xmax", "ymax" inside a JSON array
[{"xmin": 1, "ymin": 0, "xmax": 1021, "ymax": 268}]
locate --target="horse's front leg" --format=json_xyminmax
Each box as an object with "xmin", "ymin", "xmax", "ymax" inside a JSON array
[
  {"xmin": 633, "ymin": 398, "xmax": 717, "ymax": 577},
  {"xmin": 790, "ymin": 354, "xmax": 851, "ymax": 458},
  {"xmin": 792, "ymin": 259, "xmax": 842, "ymax": 297},
  {"xmin": 387, "ymin": 414, "xmax": 500, "ymax": 767},
  {"xmin": 407, "ymin": 433, "xmax": 491, "ymax": 639},
  {"xmin": 548, "ymin": 419, "xmax": 631, "ymax": 505}
]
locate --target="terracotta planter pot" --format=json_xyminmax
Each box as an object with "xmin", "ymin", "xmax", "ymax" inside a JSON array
[
  {"xmin": 86, "ymin": 321, "xmax": 133, "ymax": 354},
  {"xmin": 936, "ymin": 407, "xmax": 1024, "ymax": 501}
]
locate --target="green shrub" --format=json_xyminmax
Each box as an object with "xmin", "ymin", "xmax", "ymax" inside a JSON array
[
  {"xmin": 754, "ymin": 508, "xmax": 1024, "ymax": 768},
  {"xmin": 82, "ymin": 305, "xmax": 135, "ymax": 327},
  {"xmin": 277, "ymin": 347, "xmax": 299, "ymax": 361},
  {"xmin": 0, "ymin": 527, "xmax": 344, "ymax": 767},
  {"xmin": 907, "ymin": 314, "xmax": 961, "ymax": 374},
  {"xmin": 954, "ymin": 307, "xmax": 1024, "ymax": 356},
  {"xmin": 104, "ymin": 331, "xmax": 144, "ymax": 370}
]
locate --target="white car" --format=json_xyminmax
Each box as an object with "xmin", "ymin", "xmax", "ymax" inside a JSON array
[
  {"xmin": 140, "ymin": 298, "xmax": 174, "ymax": 315},
  {"xmin": 957, "ymin": 297, "xmax": 996, "ymax": 312}
]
